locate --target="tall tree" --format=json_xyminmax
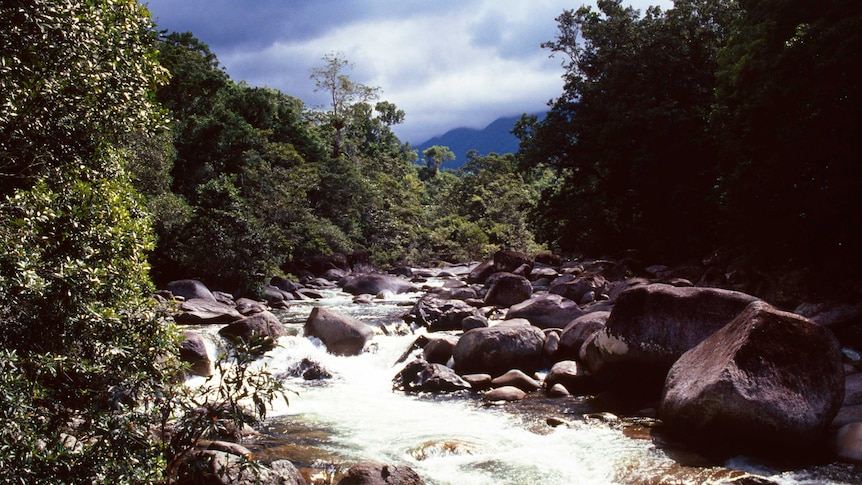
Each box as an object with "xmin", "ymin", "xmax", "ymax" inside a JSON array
[{"xmin": 0, "ymin": 0, "xmax": 176, "ymax": 481}]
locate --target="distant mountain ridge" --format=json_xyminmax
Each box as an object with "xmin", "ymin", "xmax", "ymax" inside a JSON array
[{"xmin": 414, "ymin": 113, "xmax": 543, "ymax": 169}]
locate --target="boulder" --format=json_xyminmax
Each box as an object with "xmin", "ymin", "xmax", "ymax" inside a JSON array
[
  {"xmin": 393, "ymin": 359, "xmax": 471, "ymax": 393},
  {"xmin": 484, "ymin": 273, "xmax": 532, "ymax": 307},
  {"xmin": 462, "ymin": 373, "xmax": 493, "ymax": 390},
  {"xmin": 534, "ymin": 253, "xmax": 562, "ymax": 267},
  {"xmin": 219, "ymin": 311, "xmax": 287, "ymax": 341},
  {"xmin": 490, "ymin": 369, "xmax": 541, "ymax": 392},
  {"xmin": 422, "ymin": 335, "xmax": 459, "ymax": 364},
  {"xmin": 506, "ymin": 293, "xmax": 584, "ymax": 329},
  {"xmin": 235, "ymin": 297, "xmax": 268, "ymax": 315},
  {"xmin": 321, "ymin": 267, "xmax": 349, "ymax": 282},
  {"xmin": 174, "ymin": 299, "xmax": 244, "ymax": 325},
  {"xmin": 270, "ymin": 276, "xmax": 300, "ymax": 293},
  {"xmin": 467, "ymin": 259, "xmax": 495, "ymax": 284},
  {"xmin": 179, "ymin": 331, "xmax": 212, "ymax": 377},
  {"xmin": 835, "ymin": 422, "xmax": 862, "ymax": 463},
  {"xmin": 337, "ymin": 462, "xmax": 425, "ymax": 485},
  {"xmin": 341, "ymin": 274, "xmax": 418, "ymax": 296},
  {"xmin": 549, "ymin": 273, "xmax": 607, "ymax": 305},
  {"xmin": 304, "ymin": 307, "xmax": 373, "ymax": 356},
  {"xmin": 659, "ymin": 301, "xmax": 845, "ymax": 456},
  {"xmin": 557, "ymin": 312, "xmax": 609, "ymax": 361},
  {"xmin": 453, "ymin": 320, "xmax": 545, "ymax": 376},
  {"xmin": 264, "ymin": 285, "xmax": 294, "ymax": 309},
  {"xmin": 167, "ymin": 279, "xmax": 216, "ymax": 302},
  {"xmin": 494, "ymin": 250, "xmax": 532, "ymax": 273},
  {"xmin": 483, "ymin": 386, "xmax": 527, "ymax": 402},
  {"xmin": 581, "ymin": 284, "xmax": 759, "ymax": 396},
  {"xmin": 285, "ymin": 357, "xmax": 333, "ymax": 380},
  {"xmin": 544, "ymin": 360, "xmax": 597, "ymax": 396},
  {"xmin": 403, "ymin": 295, "xmax": 481, "ymax": 332}
]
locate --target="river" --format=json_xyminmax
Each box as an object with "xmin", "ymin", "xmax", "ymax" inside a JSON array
[{"xmin": 189, "ymin": 284, "xmax": 862, "ymax": 485}]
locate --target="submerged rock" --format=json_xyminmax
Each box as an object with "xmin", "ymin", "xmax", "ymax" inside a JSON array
[{"xmin": 393, "ymin": 359, "xmax": 470, "ymax": 393}]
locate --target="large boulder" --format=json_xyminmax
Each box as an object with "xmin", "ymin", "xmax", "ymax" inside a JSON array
[
  {"xmin": 484, "ymin": 273, "xmax": 532, "ymax": 307},
  {"xmin": 174, "ymin": 299, "xmax": 244, "ymax": 325},
  {"xmin": 393, "ymin": 359, "xmax": 471, "ymax": 393},
  {"xmin": 659, "ymin": 301, "xmax": 845, "ymax": 456},
  {"xmin": 453, "ymin": 320, "xmax": 545, "ymax": 377},
  {"xmin": 581, "ymin": 284, "xmax": 759, "ymax": 396},
  {"xmin": 556, "ymin": 312, "xmax": 609, "ymax": 361},
  {"xmin": 403, "ymin": 295, "xmax": 482, "ymax": 332},
  {"xmin": 219, "ymin": 311, "xmax": 287, "ymax": 341},
  {"xmin": 337, "ymin": 462, "xmax": 425, "ymax": 485},
  {"xmin": 341, "ymin": 274, "xmax": 418, "ymax": 296},
  {"xmin": 506, "ymin": 293, "xmax": 584, "ymax": 329},
  {"xmin": 304, "ymin": 307, "xmax": 374, "ymax": 356},
  {"xmin": 167, "ymin": 279, "xmax": 216, "ymax": 302}
]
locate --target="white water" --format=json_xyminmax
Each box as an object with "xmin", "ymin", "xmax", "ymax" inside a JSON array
[{"xmin": 197, "ymin": 289, "xmax": 862, "ymax": 485}]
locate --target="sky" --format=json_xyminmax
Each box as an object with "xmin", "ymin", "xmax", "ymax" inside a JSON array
[{"xmin": 144, "ymin": 0, "xmax": 673, "ymax": 145}]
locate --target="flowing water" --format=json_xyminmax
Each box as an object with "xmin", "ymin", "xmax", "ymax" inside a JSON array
[{"xmin": 191, "ymin": 285, "xmax": 862, "ymax": 485}]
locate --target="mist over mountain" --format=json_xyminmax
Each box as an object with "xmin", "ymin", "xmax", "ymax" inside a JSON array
[{"xmin": 414, "ymin": 113, "xmax": 544, "ymax": 169}]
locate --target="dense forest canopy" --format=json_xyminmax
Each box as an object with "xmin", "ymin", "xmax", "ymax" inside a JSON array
[{"xmin": 0, "ymin": 0, "xmax": 860, "ymax": 482}]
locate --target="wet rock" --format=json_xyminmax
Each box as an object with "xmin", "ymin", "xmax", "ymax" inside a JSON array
[
  {"xmin": 174, "ymin": 298, "xmax": 244, "ymax": 325},
  {"xmin": 265, "ymin": 284, "xmax": 295, "ymax": 308},
  {"xmin": 484, "ymin": 272, "xmax": 532, "ymax": 307},
  {"xmin": 393, "ymin": 359, "xmax": 470, "ymax": 393},
  {"xmin": 286, "ymin": 358, "xmax": 333, "ymax": 380},
  {"xmin": 490, "ymin": 369, "xmax": 541, "ymax": 392},
  {"xmin": 506, "ymin": 293, "xmax": 584, "ymax": 329},
  {"xmin": 337, "ymin": 462, "xmax": 425, "ymax": 485},
  {"xmin": 659, "ymin": 301, "xmax": 845, "ymax": 456},
  {"xmin": 408, "ymin": 439, "xmax": 483, "ymax": 461},
  {"xmin": 483, "ymin": 386, "xmax": 526, "ymax": 402},
  {"xmin": 557, "ymin": 312, "xmax": 608, "ymax": 361},
  {"xmin": 179, "ymin": 331, "xmax": 212, "ymax": 377},
  {"xmin": 341, "ymin": 274, "xmax": 418, "ymax": 296},
  {"xmin": 219, "ymin": 310, "xmax": 287, "ymax": 341},
  {"xmin": 304, "ymin": 307, "xmax": 373, "ymax": 356},
  {"xmin": 167, "ymin": 279, "xmax": 216, "ymax": 302},
  {"xmin": 582, "ymin": 283, "xmax": 759, "ymax": 396},
  {"xmin": 453, "ymin": 319, "xmax": 545, "ymax": 376}
]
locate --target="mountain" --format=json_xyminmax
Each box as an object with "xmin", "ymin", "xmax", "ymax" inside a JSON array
[{"xmin": 414, "ymin": 113, "xmax": 543, "ymax": 169}]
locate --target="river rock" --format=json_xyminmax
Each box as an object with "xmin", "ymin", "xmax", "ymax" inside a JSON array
[
  {"xmin": 403, "ymin": 295, "xmax": 481, "ymax": 332},
  {"xmin": 506, "ymin": 293, "xmax": 585, "ymax": 329},
  {"xmin": 453, "ymin": 319, "xmax": 545, "ymax": 376},
  {"xmin": 174, "ymin": 298, "xmax": 244, "ymax": 325},
  {"xmin": 467, "ymin": 259, "xmax": 495, "ymax": 284},
  {"xmin": 659, "ymin": 301, "xmax": 845, "ymax": 456},
  {"xmin": 484, "ymin": 273, "xmax": 532, "ymax": 307},
  {"xmin": 557, "ymin": 312, "xmax": 609, "ymax": 361},
  {"xmin": 422, "ymin": 335, "xmax": 459, "ymax": 364},
  {"xmin": 286, "ymin": 357, "xmax": 332, "ymax": 380},
  {"xmin": 341, "ymin": 274, "xmax": 418, "ymax": 296},
  {"xmin": 835, "ymin": 422, "xmax": 862, "ymax": 463},
  {"xmin": 393, "ymin": 359, "xmax": 471, "ymax": 393},
  {"xmin": 235, "ymin": 297, "xmax": 268, "ymax": 315},
  {"xmin": 337, "ymin": 462, "xmax": 425, "ymax": 485},
  {"xmin": 545, "ymin": 360, "xmax": 597, "ymax": 396},
  {"xmin": 179, "ymin": 331, "xmax": 212, "ymax": 377},
  {"xmin": 581, "ymin": 283, "xmax": 759, "ymax": 396},
  {"xmin": 483, "ymin": 386, "xmax": 527, "ymax": 402},
  {"xmin": 219, "ymin": 310, "xmax": 287, "ymax": 341},
  {"xmin": 494, "ymin": 250, "xmax": 532, "ymax": 273},
  {"xmin": 167, "ymin": 279, "xmax": 216, "ymax": 302},
  {"xmin": 490, "ymin": 369, "xmax": 541, "ymax": 392},
  {"xmin": 304, "ymin": 307, "xmax": 373, "ymax": 356},
  {"xmin": 549, "ymin": 273, "xmax": 607, "ymax": 305},
  {"xmin": 271, "ymin": 276, "xmax": 300, "ymax": 293},
  {"xmin": 462, "ymin": 373, "xmax": 493, "ymax": 390}
]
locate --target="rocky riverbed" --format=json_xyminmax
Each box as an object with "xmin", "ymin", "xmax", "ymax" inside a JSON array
[{"xmin": 165, "ymin": 250, "xmax": 862, "ymax": 484}]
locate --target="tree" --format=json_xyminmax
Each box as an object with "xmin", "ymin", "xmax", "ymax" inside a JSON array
[
  {"xmin": 310, "ymin": 51, "xmax": 380, "ymax": 157},
  {"xmin": 521, "ymin": 0, "xmax": 737, "ymax": 259},
  {"xmin": 421, "ymin": 145, "xmax": 455, "ymax": 179},
  {"xmin": 0, "ymin": 0, "xmax": 177, "ymax": 482}
]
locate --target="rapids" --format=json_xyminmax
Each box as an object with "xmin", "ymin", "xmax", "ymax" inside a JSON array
[{"xmin": 191, "ymin": 285, "xmax": 862, "ymax": 485}]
